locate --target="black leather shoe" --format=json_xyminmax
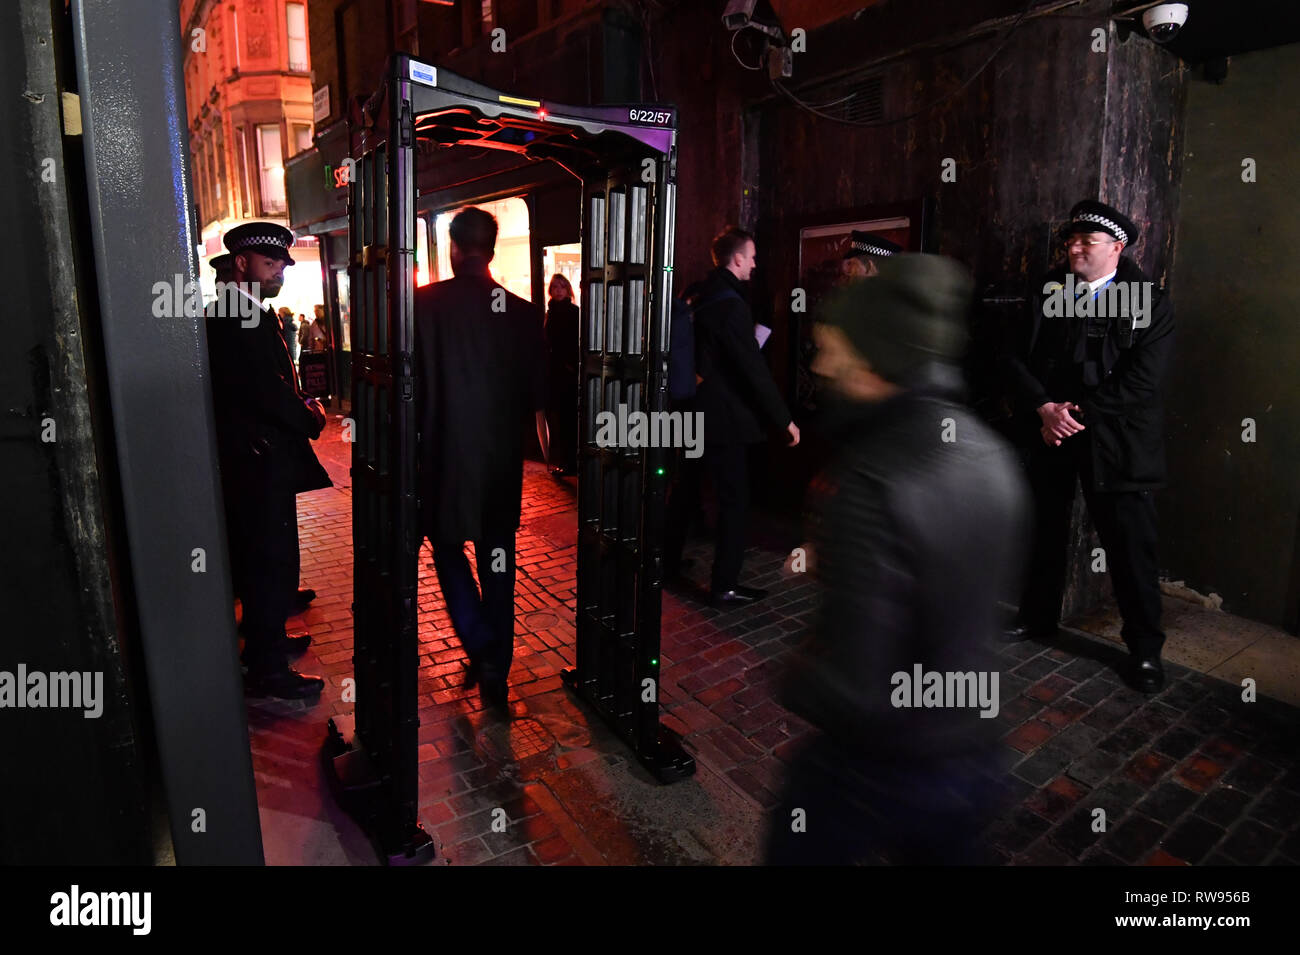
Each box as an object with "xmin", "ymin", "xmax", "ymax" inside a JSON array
[
  {"xmin": 291, "ymin": 588, "xmax": 316, "ymax": 614},
  {"xmin": 283, "ymin": 632, "xmax": 311, "ymax": 657},
  {"xmin": 1001, "ymin": 623, "xmax": 1057, "ymax": 643},
  {"xmin": 245, "ymin": 668, "xmax": 325, "ymax": 700},
  {"xmin": 713, "ymin": 585, "xmax": 768, "ymax": 605},
  {"xmin": 1133, "ymin": 657, "xmax": 1165, "ymax": 693},
  {"xmin": 479, "ymin": 679, "xmax": 511, "ymax": 716}
]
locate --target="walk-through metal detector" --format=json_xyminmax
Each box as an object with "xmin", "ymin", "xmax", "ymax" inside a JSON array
[{"xmin": 325, "ymin": 55, "xmax": 693, "ymax": 865}]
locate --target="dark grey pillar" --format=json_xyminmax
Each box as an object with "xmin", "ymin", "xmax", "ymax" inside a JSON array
[{"xmin": 71, "ymin": 0, "xmax": 263, "ymax": 864}]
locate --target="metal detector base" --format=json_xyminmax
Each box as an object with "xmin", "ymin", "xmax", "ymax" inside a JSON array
[
  {"xmin": 561, "ymin": 668, "xmax": 697, "ymax": 784},
  {"xmin": 323, "ymin": 716, "xmax": 437, "ymax": 866}
]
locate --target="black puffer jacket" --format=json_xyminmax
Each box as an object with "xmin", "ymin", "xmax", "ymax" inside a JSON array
[{"xmin": 783, "ymin": 362, "xmax": 1030, "ymax": 762}]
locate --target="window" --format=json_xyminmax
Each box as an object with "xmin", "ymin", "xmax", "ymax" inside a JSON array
[
  {"xmin": 415, "ymin": 215, "xmax": 431, "ymax": 287},
  {"xmin": 234, "ymin": 126, "xmax": 252, "ymax": 217},
  {"xmin": 291, "ymin": 124, "xmax": 313, "ymax": 156},
  {"xmin": 214, "ymin": 124, "xmax": 227, "ymax": 214},
  {"xmin": 232, "ymin": 10, "xmax": 241, "ymax": 70},
  {"xmin": 257, "ymin": 124, "xmax": 286, "ymax": 214},
  {"xmin": 205, "ymin": 133, "xmax": 218, "ymax": 222},
  {"xmin": 287, "ymin": 3, "xmax": 308, "ymax": 72},
  {"xmin": 193, "ymin": 141, "xmax": 207, "ymax": 223}
]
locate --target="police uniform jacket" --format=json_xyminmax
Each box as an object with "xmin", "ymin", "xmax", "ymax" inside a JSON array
[
  {"xmin": 206, "ymin": 300, "xmax": 332, "ymax": 502},
  {"xmin": 1003, "ymin": 256, "xmax": 1175, "ymax": 492}
]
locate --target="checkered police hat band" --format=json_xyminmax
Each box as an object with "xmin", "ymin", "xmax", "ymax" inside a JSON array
[
  {"xmin": 1073, "ymin": 213, "xmax": 1127, "ymax": 244},
  {"xmin": 230, "ymin": 234, "xmax": 290, "ymax": 251},
  {"xmin": 853, "ymin": 243, "xmax": 894, "ymax": 256}
]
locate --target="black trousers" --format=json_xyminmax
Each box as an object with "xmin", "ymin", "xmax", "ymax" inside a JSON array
[
  {"xmin": 228, "ymin": 488, "xmax": 299, "ymax": 676},
  {"xmin": 705, "ymin": 441, "xmax": 750, "ymax": 593},
  {"xmin": 1017, "ymin": 434, "xmax": 1165, "ymax": 658},
  {"xmin": 663, "ymin": 444, "xmax": 705, "ymax": 575},
  {"xmin": 431, "ymin": 531, "xmax": 518, "ymax": 682},
  {"xmin": 545, "ymin": 391, "xmax": 578, "ymax": 472}
]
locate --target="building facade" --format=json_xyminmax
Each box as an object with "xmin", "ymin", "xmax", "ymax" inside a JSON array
[{"xmin": 181, "ymin": 0, "xmax": 322, "ymax": 318}]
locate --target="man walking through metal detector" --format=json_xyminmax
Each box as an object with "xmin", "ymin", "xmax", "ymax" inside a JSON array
[{"xmin": 414, "ymin": 207, "xmax": 549, "ymax": 714}]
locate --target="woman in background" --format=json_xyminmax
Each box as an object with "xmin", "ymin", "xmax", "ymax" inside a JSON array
[{"xmin": 544, "ymin": 274, "xmax": 580, "ymax": 477}]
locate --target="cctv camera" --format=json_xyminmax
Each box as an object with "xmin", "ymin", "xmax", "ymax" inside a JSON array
[
  {"xmin": 723, "ymin": 0, "xmax": 757, "ymax": 30},
  {"xmin": 1142, "ymin": 3, "xmax": 1188, "ymax": 44},
  {"xmin": 723, "ymin": 0, "xmax": 784, "ymax": 40}
]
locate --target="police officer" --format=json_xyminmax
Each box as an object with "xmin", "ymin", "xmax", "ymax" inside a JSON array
[
  {"xmin": 211, "ymin": 252, "xmax": 319, "ymax": 619},
  {"xmin": 206, "ymin": 222, "xmax": 331, "ymax": 699},
  {"xmin": 210, "ymin": 252, "xmax": 234, "ymax": 284},
  {"xmin": 839, "ymin": 230, "xmax": 901, "ymax": 285},
  {"xmin": 1002, "ymin": 200, "xmax": 1176, "ymax": 692}
]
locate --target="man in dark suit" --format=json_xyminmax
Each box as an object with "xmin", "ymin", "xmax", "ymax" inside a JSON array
[
  {"xmin": 206, "ymin": 223, "xmax": 331, "ymax": 699},
  {"xmin": 692, "ymin": 226, "xmax": 800, "ymax": 605},
  {"xmin": 1002, "ymin": 200, "xmax": 1176, "ymax": 692},
  {"xmin": 414, "ymin": 208, "xmax": 548, "ymax": 713}
]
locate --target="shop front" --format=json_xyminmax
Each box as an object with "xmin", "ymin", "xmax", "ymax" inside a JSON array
[{"xmin": 286, "ymin": 120, "xmax": 353, "ymax": 407}]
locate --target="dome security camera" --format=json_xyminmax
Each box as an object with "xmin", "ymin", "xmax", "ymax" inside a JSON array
[{"xmin": 1142, "ymin": 3, "xmax": 1189, "ymax": 44}]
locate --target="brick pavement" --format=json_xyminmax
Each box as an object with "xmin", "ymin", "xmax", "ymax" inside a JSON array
[{"xmin": 245, "ymin": 417, "xmax": 1300, "ymax": 865}]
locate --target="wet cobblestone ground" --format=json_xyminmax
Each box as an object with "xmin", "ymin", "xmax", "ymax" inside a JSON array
[{"xmin": 246, "ymin": 419, "xmax": 1300, "ymax": 865}]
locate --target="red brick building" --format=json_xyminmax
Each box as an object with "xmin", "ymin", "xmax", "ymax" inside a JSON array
[{"xmin": 181, "ymin": 0, "xmax": 322, "ymax": 317}]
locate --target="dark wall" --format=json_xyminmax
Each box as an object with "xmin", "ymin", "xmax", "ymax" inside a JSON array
[
  {"xmin": 1162, "ymin": 43, "xmax": 1300, "ymax": 629},
  {"xmin": 657, "ymin": 0, "xmax": 1187, "ymax": 616}
]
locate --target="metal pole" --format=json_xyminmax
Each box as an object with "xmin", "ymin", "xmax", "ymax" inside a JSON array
[{"xmin": 71, "ymin": 0, "xmax": 263, "ymax": 864}]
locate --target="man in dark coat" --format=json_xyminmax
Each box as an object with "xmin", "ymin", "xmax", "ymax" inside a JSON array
[
  {"xmin": 766, "ymin": 254, "xmax": 1028, "ymax": 865},
  {"xmin": 692, "ymin": 226, "xmax": 800, "ymax": 604},
  {"xmin": 1002, "ymin": 199, "xmax": 1176, "ymax": 692},
  {"xmin": 414, "ymin": 208, "xmax": 548, "ymax": 713},
  {"xmin": 206, "ymin": 222, "xmax": 332, "ymax": 699}
]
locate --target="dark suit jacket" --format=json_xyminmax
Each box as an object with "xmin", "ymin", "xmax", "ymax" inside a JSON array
[
  {"xmin": 414, "ymin": 262, "xmax": 547, "ymax": 543},
  {"xmin": 205, "ymin": 298, "xmax": 331, "ymax": 503},
  {"xmin": 1001, "ymin": 256, "xmax": 1175, "ymax": 491},
  {"xmin": 692, "ymin": 267, "xmax": 791, "ymax": 446}
]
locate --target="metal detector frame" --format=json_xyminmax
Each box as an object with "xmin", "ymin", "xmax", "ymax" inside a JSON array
[{"xmin": 326, "ymin": 54, "xmax": 692, "ymax": 865}]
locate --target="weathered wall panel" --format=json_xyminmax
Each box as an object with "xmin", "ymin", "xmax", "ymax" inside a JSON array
[{"xmin": 1163, "ymin": 43, "xmax": 1300, "ymax": 628}]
